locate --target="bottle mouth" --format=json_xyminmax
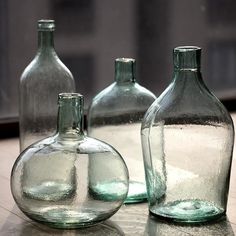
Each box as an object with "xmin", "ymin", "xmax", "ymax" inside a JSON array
[
  {"xmin": 58, "ymin": 93, "xmax": 84, "ymax": 106},
  {"xmin": 174, "ymin": 46, "xmax": 201, "ymax": 53},
  {"xmin": 115, "ymin": 58, "xmax": 135, "ymax": 63},
  {"xmin": 38, "ymin": 19, "xmax": 55, "ymax": 31}
]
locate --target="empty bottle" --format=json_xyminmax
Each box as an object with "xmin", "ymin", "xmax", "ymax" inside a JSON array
[
  {"xmin": 19, "ymin": 19, "xmax": 75, "ymax": 151},
  {"xmin": 88, "ymin": 58, "xmax": 156, "ymax": 203},
  {"xmin": 141, "ymin": 46, "xmax": 234, "ymax": 223},
  {"xmin": 11, "ymin": 93, "xmax": 129, "ymax": 228}
]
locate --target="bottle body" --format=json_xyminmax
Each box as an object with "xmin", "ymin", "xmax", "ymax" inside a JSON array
[
  {"xmin": 19, "ymin": 20, "xmax": 75, "ymax": 151},
  {"xmin": 88, "ymin": 58, "xmax": 156, "ymax": 203},
  {"xmin": 141, "ymin": 46, "xmax": 234, "ymax": 223},
  {"xmin": 11, "ymin": 93, "xmax": 129, "ymax": 228}
]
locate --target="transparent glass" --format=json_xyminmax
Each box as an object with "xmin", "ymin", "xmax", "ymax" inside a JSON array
[
  {"xmin": 11, "ymin": 93, "xmax": 129, "ymax": 228},
  {"xmin": 88, "ymin": 58, "xmax": 156, "ymax": 203},
  {"xmin": 141, "ymin": 46, "xmax": 234, "ymax": 223},
  {"xmin": 19, "ymin": 19, "xmax": 75, "ymax": 151}
]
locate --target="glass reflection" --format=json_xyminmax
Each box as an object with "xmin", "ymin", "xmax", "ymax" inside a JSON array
[
  {"xmin": 18, "ymin": 220, "xmax": 125, "ymax": 236},
  {"xmin": 144, "ymin": 215, "xmax": 235, "ymax": 236}
]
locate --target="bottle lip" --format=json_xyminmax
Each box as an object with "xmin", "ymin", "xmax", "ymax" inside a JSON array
[
  {"xmin": 174, "ymin": 46, "xmax": 201, "ymax": 52},
  {"xmin": 58, "ymin": 93, "xmax": 84, "ymax": 105},
  {"xmin": 115, "ymin": 58, "xmax": 135, "ymax": 63},
  {"xmin": 38, "ymin": 19, "xmax": 55, "ymax": 31}
]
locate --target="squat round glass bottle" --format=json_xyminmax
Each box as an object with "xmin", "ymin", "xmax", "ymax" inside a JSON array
[
  {"xmin": 11, "ymin": 93, "xmax": 129, "ymax": 228},
  {"xmin": 141, "ymin": 46, "xmax": 234, "ymax": 223}
]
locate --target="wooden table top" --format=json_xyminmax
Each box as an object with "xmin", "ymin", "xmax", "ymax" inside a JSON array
[{"xmin": 1, "ymin": 119, "xmax": 236, "ymax": 235}]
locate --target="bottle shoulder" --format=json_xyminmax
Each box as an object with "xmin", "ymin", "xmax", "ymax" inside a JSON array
[
  {"xmin": 20, "ymin": 52, "xmax": 74, "ymax": 83},
  {"xmin": 20, "ymin": 134, "xmax": 121, "ymax": 157},
  {"xmin": 20, "ymin": 59, "xmax": 75, "ymax": 98},
  {"xmin": 90, "ymin": 82, "xmax": 156, "ymax": 109},
  {"xmin": 142, "ymin": 82, "xmax": 233, "ymax": 127}
]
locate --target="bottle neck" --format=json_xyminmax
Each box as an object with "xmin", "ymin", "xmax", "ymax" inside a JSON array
[
  {"xmin": 38, "ymin": 31, "xmax": 55, "ymax": 52},
  {"xmin": 173, "ymin": 70, "xmax": 202, "ymax": 85},
  {"xmin": 57, "ymin": 94, "xmax": 84, "ymax": 139},
  {"xmin": 173, "ymin": 46, "xmax": 201, "ymax": 72},
  {"xmin": 115, "ymin": 58, "xmax": 136, "ymax": 84},
  {"xmin": 172, "ymin": 46, "xmax": 203, "ymax": 86}
]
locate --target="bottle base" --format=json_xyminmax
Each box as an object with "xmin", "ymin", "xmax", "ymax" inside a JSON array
[
  {"xmin": 22, "ymin": 207, "xmax": 118, "ymax": 229},
  {"xmin": 124, "ymin": 181, "xmax": 147, "ymax": 204},
  {"xmin": 88, "ymin": 180, "xmax": 128, "ymax": 201},
  {"xmin": 149, "ymin": 199, "xmax": 225, "ymax": 223}
]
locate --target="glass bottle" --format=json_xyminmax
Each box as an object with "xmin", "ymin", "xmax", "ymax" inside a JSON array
[
  {"xmin": 11, "ymin": 93, "xmax": 129, "ymax": 229},
  {"xmin": 141, "ymin": 46, "xmax": 234, "ymax": 223},
  {"xmin": 88, "ymin": 58, "xmax": 156, "ymax": 203},
  {"xmin": 19, "ymin": 19, "xmax": 75, "ymax": 151}
]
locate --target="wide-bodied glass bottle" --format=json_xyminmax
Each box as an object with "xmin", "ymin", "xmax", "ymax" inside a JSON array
[
  {"xmin": 19, "ymin": 20, "xmax": 75, "ymax": 151},
  {"xmin": 141, "ymin": 46, "xmax": 234, "ymax": 223},
  {"xmin": 11, "ymin": 93, "xmax": 129, "ymax": 228},
  {"xmin": 88, "ymin": 58, "xmax": 156, "ymax": 203}
]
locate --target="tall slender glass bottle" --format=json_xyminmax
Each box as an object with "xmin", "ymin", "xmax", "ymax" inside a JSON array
[
  {"xmin": 11, "ymin": 93, "xmax": 129, "ymax": 228},
  {"xmin": 88, "ymin": 58, "xmax": 156, "ymax": 203},
  {"xmin": 19, "ymin": 19, "xmax": 75, "ymax": 151},
  {"xmin": 141, "ymin": 46, "xmax": 234, "ymax": 223}
]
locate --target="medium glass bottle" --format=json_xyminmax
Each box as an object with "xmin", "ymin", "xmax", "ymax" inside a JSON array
[
  {"xmin": 88, "ymin": 58, "xmax": 156, "ymax": 203},
  {"xmin": 19, "ymin": 19, "xmax": 75, "ymax": 151},
  {"xmin": 11, "ymin": 93, "xmax": 129, "ymax": 228},
  {"xmin": 141, "ymin": 46, "xmax": 234, "ymax": 223}
]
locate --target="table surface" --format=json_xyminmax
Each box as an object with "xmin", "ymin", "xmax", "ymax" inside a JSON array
[{"xmin": 1, "ymin": 119, "xmax": 236, "ymax": 235}]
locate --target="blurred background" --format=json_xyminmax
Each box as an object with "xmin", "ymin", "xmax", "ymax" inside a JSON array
[{"xmin": 1, "ymin": 0, "xmax": 236, "ymax": 131}]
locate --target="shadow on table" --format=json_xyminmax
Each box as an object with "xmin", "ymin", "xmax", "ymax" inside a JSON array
[
  {"xmin": 1, "ymin": 210, "xmax": 125, "ymax": 236},
  {"xmin": 19, "ymin": 220, "xmax": 125, "ymax": 236},
  {"xmin": 144, "ymin": 215, "xmax": 235, "ymax": 236}
]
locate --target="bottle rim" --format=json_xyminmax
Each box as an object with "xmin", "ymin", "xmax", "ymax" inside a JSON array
[
  {"xmin": 59, "ymin": 93, "xmax": 83, "ymax": 99},
  {"xmin": 115, "ymin": 58, "xmax": 135, "ymax": 63},
  {"xmin": 38, "ymin": 19, "xmax": 55, "ymax": 31},
  {"xmin": 174, "ymin": 46, "xmax": 201, "ymax": 52},
  {"xmin": 58, "ymin": 93, "xmax": 84, "ymax": 105}
]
